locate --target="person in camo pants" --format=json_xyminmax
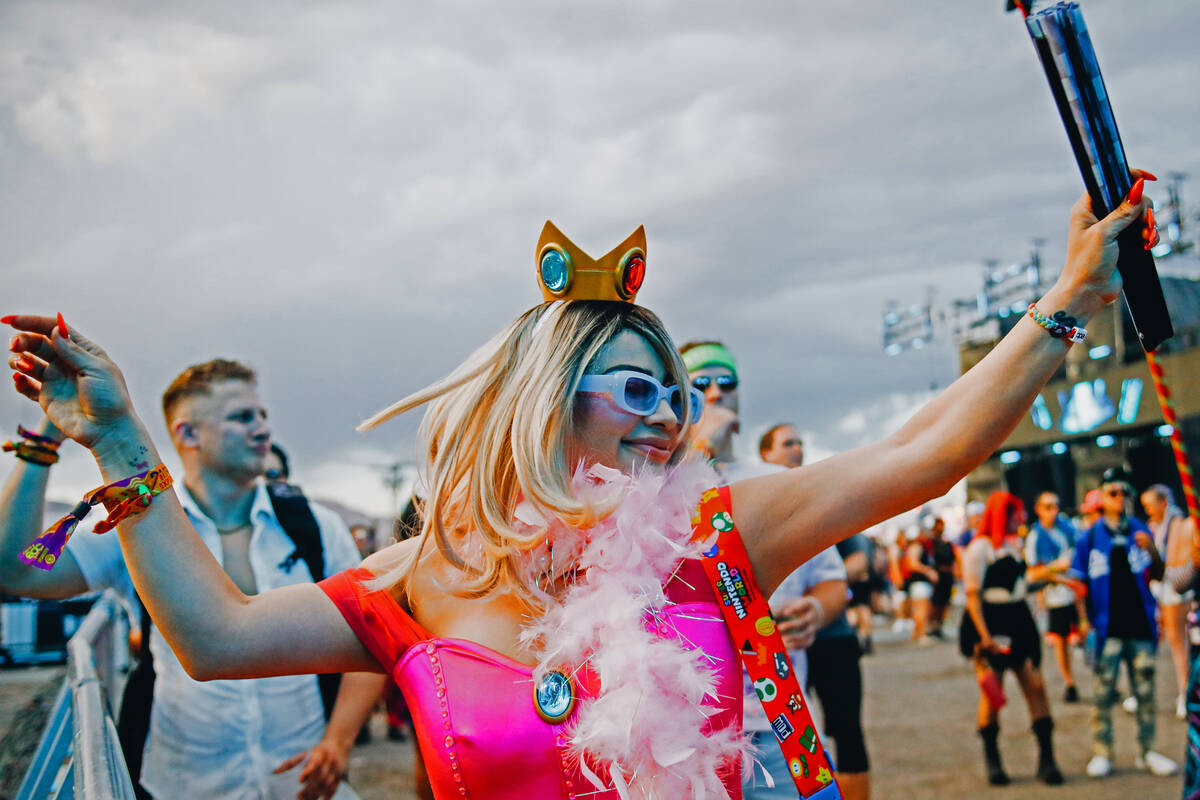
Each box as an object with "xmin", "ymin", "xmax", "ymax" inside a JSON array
[{"xmin": 1069, "ymin": 469, "xmax": 1177, "ymax": 778}]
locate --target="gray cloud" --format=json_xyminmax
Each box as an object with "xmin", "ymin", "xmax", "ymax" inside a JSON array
[{"xmin": 2, "ymin": 0, "xmax": 1197, "ymax": 514}]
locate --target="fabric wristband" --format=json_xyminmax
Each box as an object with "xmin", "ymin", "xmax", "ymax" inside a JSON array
[
  {"xmin": 2, "ymin": 425, "xmax": 61, "ymax": 465},
  {"xmin": 20, "ymin": 464, "xmax": 173, "ymax": 571},
  {"xmin": 1028, "ymin": 303, "xmax": 1086, "ymax": 344}
]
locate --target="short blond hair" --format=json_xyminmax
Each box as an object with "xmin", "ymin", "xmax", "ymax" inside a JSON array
[
  {"xmin": 161, "ymin": 359, "xmax": 256, "ymax": 424},
  {"xmin": 360, "ymin": 300, "xmax": 691, "ymax": 609}
]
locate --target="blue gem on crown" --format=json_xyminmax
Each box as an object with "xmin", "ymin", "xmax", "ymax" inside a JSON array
[{"xmin": 540, "ymin": 250, "xmax": 570, "ymax": 294}]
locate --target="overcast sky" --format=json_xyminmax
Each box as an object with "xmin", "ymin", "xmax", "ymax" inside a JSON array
[{"xmin": 2, "ymin": 1, "xmax": 1198, "ymax": 517}]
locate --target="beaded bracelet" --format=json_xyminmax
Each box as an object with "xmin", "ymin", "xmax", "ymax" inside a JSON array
[
  {"xmin": 19, "ymin": 464, "xmax": 173, "ymax": 571},
  {"xmin": 1, "ymin": 426, "xmax": 62, "ymax": 466},
  {"xmin": 1027, "ymin": 303, "xmax": 1087, "ymax": 344}
]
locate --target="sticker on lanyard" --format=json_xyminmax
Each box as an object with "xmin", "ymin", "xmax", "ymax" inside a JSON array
[{"xmin": 692, "ymin": 485, "xmax": 842, "ymax": 798}]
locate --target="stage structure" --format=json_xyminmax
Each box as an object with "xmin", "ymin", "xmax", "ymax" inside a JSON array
[{"xmin": 884, "ymin": 178, "xmax": 1200, "ymax": 514}]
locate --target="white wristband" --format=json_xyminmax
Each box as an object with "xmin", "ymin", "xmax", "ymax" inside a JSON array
[{"xmin": 807, "ymin": 595, "xmax": 826, "ymax": 630}]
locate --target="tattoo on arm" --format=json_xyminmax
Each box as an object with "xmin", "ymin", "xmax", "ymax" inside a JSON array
[{"xmin": 128, "ymin": 446, "xmax": 150, "ymax": 472}]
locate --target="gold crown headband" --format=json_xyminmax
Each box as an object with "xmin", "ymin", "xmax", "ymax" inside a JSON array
[{"xmin": 536, "ymin": 221, "xmax": 646, "ymax": 303}]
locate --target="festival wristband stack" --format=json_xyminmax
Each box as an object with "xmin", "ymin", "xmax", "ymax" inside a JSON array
[
  {"xmin": 2, "ymin": 426, "xmax": 62, "ymax": 466},
  {"xmin": 1028, "ymin": 303, "xmax": 1087, "ymax": 344},
  {"xmin": 19, "ymin": 464, "xmax": 173, "ymax": 571}
]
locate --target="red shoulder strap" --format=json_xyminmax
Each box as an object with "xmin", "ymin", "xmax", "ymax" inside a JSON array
[
  {"xmin": 692, "ymin": 486, "xmax": 842, "ymax": 799},
  {"xmin": 319, "ymin": 567, "xmax": 431, "ymax": 671}
]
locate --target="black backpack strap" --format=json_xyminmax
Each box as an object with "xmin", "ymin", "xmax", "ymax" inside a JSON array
[
  {"xmin": 267, "ymin": 483, "xmax": 325, "ymax": 582},
  {"xmin": 266, "ymin": 482, "xmax": 340, "ymax": 720}
]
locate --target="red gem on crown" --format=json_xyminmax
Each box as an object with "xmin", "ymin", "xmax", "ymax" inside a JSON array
[{"xmin": 623, "ymin": 255, "xmax": 645, "ymax": 296}]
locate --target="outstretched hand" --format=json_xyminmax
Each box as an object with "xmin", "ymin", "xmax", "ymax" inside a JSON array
[
  {"xmin": 274, "ymin": 737, "xmax": 351, "ymax": 800},
  {"xmin": 5, "ymin": 314, "xmax": 137, "ymax": 450}
]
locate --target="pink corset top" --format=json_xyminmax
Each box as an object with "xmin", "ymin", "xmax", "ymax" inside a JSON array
[{"xmin": 320, "ymin": 558, "xmax": 743, "ymax": 800}]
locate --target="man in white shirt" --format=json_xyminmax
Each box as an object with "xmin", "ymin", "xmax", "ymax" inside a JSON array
[
  {"xmin": 0, "ymin": 359, "xmax": 384, "ymax": 800},
  {"xmin": 678, "ymin": 342, "xmax": 851, "ymax": 795}
]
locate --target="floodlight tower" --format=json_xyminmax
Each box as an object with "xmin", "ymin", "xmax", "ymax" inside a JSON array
[{"xmin": 1152, "ymin": 172, "xmax": 1193, "ymax": 259}]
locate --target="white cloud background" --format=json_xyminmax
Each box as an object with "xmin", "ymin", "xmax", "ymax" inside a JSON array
[{"xmin": 2, "ymin": 1, "xmax": 1197, "ymax": 516}]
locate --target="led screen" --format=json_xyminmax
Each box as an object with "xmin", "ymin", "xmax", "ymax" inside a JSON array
[
  {"xmin": 1059, "ymin": 379, "xmax": 1115, "ymax": 434},
  {"xmin": 1117, "ymin": 378, "xmax": 1143, "ymax": 425}
]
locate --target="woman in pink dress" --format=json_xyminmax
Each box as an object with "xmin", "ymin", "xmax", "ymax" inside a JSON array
[{"xmin": 5, "ymin": 183, "xmax": 1152, "ymax": 799}]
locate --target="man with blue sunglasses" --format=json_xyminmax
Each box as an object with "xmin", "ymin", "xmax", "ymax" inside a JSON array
[
  {"xmin": 679, "ymin": 341, "xmax": 867, "ymax": 798},
  {"xmin": 679, "ymin": 340, "xmax": 774, "ymax": 483}
]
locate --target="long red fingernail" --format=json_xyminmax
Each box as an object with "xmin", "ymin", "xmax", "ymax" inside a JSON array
[
  {"xmin": 0, "ymin": 315, "xmax": 15, "ymax": 325},
  {"xmin": 16, "ymin": 357, "xmax": 32, "ymax": 371},
  {"xmin": 1142, "ymin": 170, "xmax": 1158, "ymax": 181},
  {"xmin": 1147, "ymin": 207, "xmax": 1157, "ymax": 227},
  {"xmin": 1127, "ymin": 178, "xmax": 1144, "ymax": 205},
  {"xmin": 56, "ymin": 313, "xmax": 68, "ymax": 338}
]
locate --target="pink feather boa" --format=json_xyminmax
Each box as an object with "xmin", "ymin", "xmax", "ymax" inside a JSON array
[{"xmin": 516, "ymin": 460, "xmax": 746, "ymax": 799}]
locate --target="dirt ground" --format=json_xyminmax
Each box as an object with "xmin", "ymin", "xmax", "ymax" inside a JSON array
[
  {"xmin": 860, "ymin": 627, "xmax": 1185, "ymax": 800},
  {"xmin": 346, "ymin": 714, "xmax": 421, "ymax": 800},
  {"xmin": 0, "ymin": 665, "xmax": 65, "ymax": 799},
  {"xmin": 0, "ymin": 622, "xmax": 1188, "ymax": 800}
]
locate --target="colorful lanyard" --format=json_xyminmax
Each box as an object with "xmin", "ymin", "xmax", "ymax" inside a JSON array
[{"xmin": 693, "ymin": 486, "xmax": 842, "ymax": 799}]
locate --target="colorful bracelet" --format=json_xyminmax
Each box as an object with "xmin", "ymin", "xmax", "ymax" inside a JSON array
[
  {"xmin": 19, "ymin": 464, "xmax": 173, "ymax": 571},
  {"xmin": 1027, "ymin": 303, "xmax": 1087, "ymax": 344},
  {"xmin": 1, "ymin": 426, "xmax": 62, "ymax": 466}
]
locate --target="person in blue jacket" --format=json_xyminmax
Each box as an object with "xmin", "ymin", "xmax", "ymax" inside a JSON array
[
  {"xmin": 1069, "ymin": 468, "xmax": 1175, "ymax": 779},
  {"xmin": 1025, "ymin": 491, "xmax": 1088, "ymax": 703}
]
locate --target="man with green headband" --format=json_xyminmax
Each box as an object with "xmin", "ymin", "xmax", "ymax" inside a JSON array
[
  {"xmin": 681, "ymin": 340, "xmax": 865, "ymax": 799},
  {"xmin": 680, "ymin": 340, "xmax": 776, "ymax": 483}
]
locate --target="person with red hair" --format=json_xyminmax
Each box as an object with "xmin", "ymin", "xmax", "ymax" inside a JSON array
[{"xmin": 959, "ymin": 491, "xmax": 1063, "ymax": 786}]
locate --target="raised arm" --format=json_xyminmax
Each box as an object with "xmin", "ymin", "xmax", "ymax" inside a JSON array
[
  {"xmin": 0, "ymin": 418, "xmax": 91, "ymax": 599},
  {"xmin": 5, "ymin": 318, "xmax": 379, "ymax": 680},
  {"xmin": 733, "ymin": 183, "xmax": 1152, "ymax": 594}
]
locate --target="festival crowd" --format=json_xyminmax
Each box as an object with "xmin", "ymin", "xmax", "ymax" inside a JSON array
[{"xmin": 2, "ymin": 181, "xmax": 1196, "ymax": 800}]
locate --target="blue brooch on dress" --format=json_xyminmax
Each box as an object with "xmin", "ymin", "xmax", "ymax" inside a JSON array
[{"xmin": 533, "ymin": 669, "xmax": 576, "ymax": 724}]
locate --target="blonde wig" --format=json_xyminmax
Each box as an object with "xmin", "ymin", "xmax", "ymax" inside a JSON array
[{"xmin": 359, "ymin": 300, "xmax": 692, "ymax": 610}]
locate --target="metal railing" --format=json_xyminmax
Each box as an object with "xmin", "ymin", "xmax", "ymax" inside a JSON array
[{"xmin": 17, "ymin": 591, "xmax": 137, "ymax": 800}]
